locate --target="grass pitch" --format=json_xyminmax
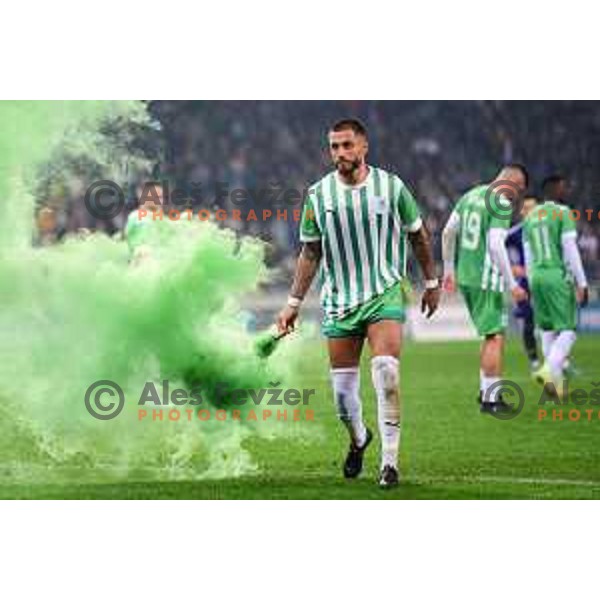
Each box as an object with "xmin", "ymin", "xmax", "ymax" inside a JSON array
[{"xmin": 2, "ymin": 336, "xmax": 600, "ymax": 499}]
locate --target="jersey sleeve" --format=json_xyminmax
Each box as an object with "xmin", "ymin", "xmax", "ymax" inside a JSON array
[
  {"xmin": 396, "ymin": 178, "xmax": 422, "ymax": 232},
  {"xmin": 560, "ymin": 207, "xmax": 577, "ymax": 237},
  {"xmin": 442, "ymin": 209, "xmax": 461, "ymax": 274},
  {"xmin": 299, "ymin": 189, "xmax": 321, "ymax": 242},
  {"xmin": 489, "ymin": 192, "xmax": 512, "ymax": 230}
]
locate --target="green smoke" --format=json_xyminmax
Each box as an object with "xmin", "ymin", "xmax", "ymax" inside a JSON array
[{"xmin": 0, "ymin": 101, "xmax": 310, "ymax": 484}]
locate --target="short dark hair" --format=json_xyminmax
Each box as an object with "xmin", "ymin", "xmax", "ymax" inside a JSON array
[
  {"xmin": 505, "ymin": 163, "xmax": 529, "ymax": 188},
  {"xmin": 542, "ymin": 174, "xmax": 566, "ymax": 196},
  {"xmin": 331, "ymin": 118, "xmax": 368, "ymax": 137}
]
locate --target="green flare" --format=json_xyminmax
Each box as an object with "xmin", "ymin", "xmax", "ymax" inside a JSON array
[{"xmin": 254, "ymin": 328, "xmax": 286, "ymax": 359}]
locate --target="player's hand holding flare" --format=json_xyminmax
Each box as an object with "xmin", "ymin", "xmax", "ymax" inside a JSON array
[{"xmin": 276, "ymin": 304, "xmax": 299, "ymax": 335}]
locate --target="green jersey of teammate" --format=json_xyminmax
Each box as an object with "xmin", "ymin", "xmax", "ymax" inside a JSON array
[
  {"xmin": 522, "ymin": 201, "xmax": 576, "ymax": 275},
  {"xmin": 452, "ymin": 184, "xmax": 512, "ymax": 292},
  {"xmin": 522, "ymin": 200, "xmax": 588, "ymax": 332},
  {"xmin": 125, "ymin": 210, "xmax": 154, "ymax": 253}
]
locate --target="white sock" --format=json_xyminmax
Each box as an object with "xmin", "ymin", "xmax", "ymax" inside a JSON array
[
  {"xmin": 330, "ymin": 367, "xmax": 367, "ymax": 447},
  {"xmin": 371, "ymin": 356, "xmax": 400, "ymax": 470},
  {"xmin": 542, "ymin": 331, "xmax": 558, "ymax": 361},
  {"xmin": 480, "ymin": 374, "xmax": 501, "ymax": 403},
  {"xmin": 548, "ymin": 331, "xmax": 576, "ymax": 379}
]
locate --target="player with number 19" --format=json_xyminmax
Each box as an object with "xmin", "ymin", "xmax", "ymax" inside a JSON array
[{"xmin": 441, "ymin": 166, "xmax": 528, "ymax": 414}]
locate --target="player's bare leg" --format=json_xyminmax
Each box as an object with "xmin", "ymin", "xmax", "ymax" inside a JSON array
[
  {"xmin": 479, "ymin": 333, "xmax": 511, "ymax": 413},
  {"xmin": 367, "ymin": 320, "xmax": 402, "ymax": 488},
  {"xmin": 328, "ymin": 336, "xmax": 373, "ymax": 478},
  {"xmin": 480, "ymin": 333, "xmax": 503, "ymax": 377},
  {"xmin": 328, "ymin": 336, "xmax": 364, "ymax": 370}
]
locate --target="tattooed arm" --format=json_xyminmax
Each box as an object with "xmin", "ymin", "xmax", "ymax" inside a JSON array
[
  {"xmin": 407, "ymin": 223, "xmax": 440, "ymax": 318},
  {"xmin": 276, "ymin": 241, "xmax": 323, "ymax": 333}
]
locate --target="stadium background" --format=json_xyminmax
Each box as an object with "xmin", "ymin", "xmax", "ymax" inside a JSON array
[
  {"xmin": 34, "ymin": 100, "xmax": 600, "ymax": 336},
  {"xmin": 5, "ymin": 100, "xmax": 598, "ymax": 499}
]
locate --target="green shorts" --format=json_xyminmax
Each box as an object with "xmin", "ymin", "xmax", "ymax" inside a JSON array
[
  {"xmin": 460, "ymin": 285, "xmax": 507, "ymax": 337},
  {"xmin": 530, "ymin": 270, "xmax": 577, "ymax": 331},
  {"xmin": 322, "ymin": 283, "xmax": 406, "ymax": 338}
]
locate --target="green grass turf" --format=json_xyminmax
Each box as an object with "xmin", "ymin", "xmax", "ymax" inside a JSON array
[{"xmin": 2, "ymin": 335, "xmax": 600, "ymax": 499}]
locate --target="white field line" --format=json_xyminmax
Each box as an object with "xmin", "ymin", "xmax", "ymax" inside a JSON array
[{"xmin": 414, "ymin": 475, "xmax": 600, "ymax": 488}]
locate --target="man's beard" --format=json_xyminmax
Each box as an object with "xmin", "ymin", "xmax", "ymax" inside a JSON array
[{"xmin": 336, "ymin": 158, "xmax": 361, "ymax": 175}]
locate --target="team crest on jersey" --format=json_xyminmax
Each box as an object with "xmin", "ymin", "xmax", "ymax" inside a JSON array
[{"xmin": 373, "ymin": 196, "xmax": 389, "ymax": 215}]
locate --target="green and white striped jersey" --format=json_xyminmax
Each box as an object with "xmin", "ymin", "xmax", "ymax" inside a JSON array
[{"xmin": 300, "ymin": 166, "xmax": 422, "ymax": 320}]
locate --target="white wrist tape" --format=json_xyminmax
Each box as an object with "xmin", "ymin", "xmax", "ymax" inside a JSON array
[{"xmin": 287, "ymin": 296, "xmax": 302, "ymax": 309}]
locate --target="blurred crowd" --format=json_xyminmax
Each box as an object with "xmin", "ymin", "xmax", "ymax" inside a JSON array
[{"xmin": 38, "ymin": 101, "xmax": 600, "ymax": 281}]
